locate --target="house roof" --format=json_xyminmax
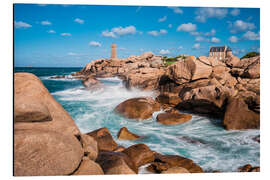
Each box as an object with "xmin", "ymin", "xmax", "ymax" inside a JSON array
[{"xmin": 209, "ymin": 46, "xmax": 232, "ymax": 52}]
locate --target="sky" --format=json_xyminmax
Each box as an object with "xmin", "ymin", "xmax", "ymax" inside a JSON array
[{"xmin": 14, "ymin": 4, "xmax": 260, "ymax": 67}]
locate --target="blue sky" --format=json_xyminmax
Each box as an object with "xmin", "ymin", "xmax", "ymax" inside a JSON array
[{"xmin": 14, "ymin": 4, "xmax": 260, "ymax": 67}]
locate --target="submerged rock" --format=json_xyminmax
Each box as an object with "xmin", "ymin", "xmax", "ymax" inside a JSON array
[
  {"xmin": 114, "ymin": 97, "xmax": 160, "ymax": 120},
  {"xmin": 156, "ymin": 113, "xmax": 192, "ymax": 125},
  {"xmin": 86, "ymin": 128, "xmax": 118, "ymax": 152},
  {"xmin": 117, "ymin": 127, "xmax": 140, "ymax": 140},
  {"xmin": 82, "ymin": 76, "xmax": 103, "ymax": 90}
]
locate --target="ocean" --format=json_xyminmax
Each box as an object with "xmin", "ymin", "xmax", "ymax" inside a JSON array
[{"xmin": 14, "ymin": 67, "xmax": 260, "ymax": 172}]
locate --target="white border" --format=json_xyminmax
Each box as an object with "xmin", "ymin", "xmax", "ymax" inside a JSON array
[{"xmin": 2, "ymin": 0, "xmax": 270, "ymax": 180}]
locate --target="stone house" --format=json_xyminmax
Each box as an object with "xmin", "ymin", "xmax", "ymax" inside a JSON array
[{"xmin": 209, "ymin": 46, "xmax": 233, "ymax": 60}]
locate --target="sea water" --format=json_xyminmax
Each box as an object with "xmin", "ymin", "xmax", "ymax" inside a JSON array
[{"xmin": 15, "ymin": 67, "xmax": 260, "ymax": 172}]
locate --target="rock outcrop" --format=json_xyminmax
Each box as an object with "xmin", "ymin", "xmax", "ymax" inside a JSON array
[
  {"xmin": 117, "ymin": 127, "xmax": 140, "ymax": 140},
  {"xmin": 114, "ymin": 97, "xmax": 160, "ymax": 120},
  {"xmin": 238, "ymin": 164, "xmax": 260, "ymax": 172},
  {"xmin": 77, "ymin": 52, "xmax": 260, "ymax": 131},
  {"xmin": 86, "ymin": 128, "xmax": 118, "ymax": 151},
  {"xmin": 122, "ymin": 144, "xmax": 155, "ymax": 170},
  {"xmin": 14, "ymin": 73, "xmax": 84, "ymax": 176},
  {"xmin": 147, "ymin": 153, "xmax": 203, "ymax": 174},
  {"xmin": 96, "ymin": 151, "xmax": 137, "ymax": 174},
  {"xmin": 73, "ymin": 157, "xmax": 104, "ymax": 175},
  {"xmin": 223, "ymin": 98, "xmax": 260, "ymax": 130}
]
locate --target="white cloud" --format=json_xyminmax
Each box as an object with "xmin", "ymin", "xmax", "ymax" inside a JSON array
[
  {"xmin": 211, "ymin": 37, "xmax": 220, "ymax": 43},
  {"xmin": 192, "ymin": 43, "xmax": 201, "ymax": 49},
  {"xmin": 148, "ymin": 31, "xmax": 159, "ymax": 36},
  {"xmin": 228, "ymin": 36, "xmax": 239, "ymax": 43},
  {"xmin": 158, "ymin": 16, "xmax": 167, "ymax": 22},
  {"xmin": 195, "ymin": 8, "xmax": 228, "ymax": 23},
  {"xmin": 112, "ymin": 26, "xmax": 137, "ymax": 35},
  {"xmin": 102, "ymin": 25, "xmax": 138, "ymax": 38},
  {"xmin": 229, "ymin": 20, "xmax": 256, "ymax": 33},
  {"xmin": 74, "ymin": 18, "xmax": 84, "ymax": 24},
  {"xmin": 159, "ymin": 49, "xmax": 170, "ymax": 55},
  {"xmin": 14, "ymin": 21, "xmax": 32, "ymax": 29},
  {"xmin": 242, "ymin": 31, "xmax": 260, "ymax": 40},
  {"xmin": 160, "ymin": 29, "xmax": 168, "ymax": 34},
  {"xmin": 204, "ymin": 29, "xmax": 216, "ymax": 36},
  {"xmin": 48, "ymin": 30, "xmax": 56, "ymax": 33},
  {"xmin": 168, "ymin": 24, "xmax": 172, "ymax": 28},
  {"xmin": 230, "ymin": 8, "xmax": 240, "ymax": 16},
  {"xmin": 168, "ymin": 7, "xmax": 183, "ymax": 14},
  {"xmin": 101, "ymin": 30, "xmax": 116, "ymax": 38},
  {"xmin": 148, "ymin": 29, "xmax": 167, "ymax": 36},
  {"xmin": 89, "ymin": 41, "xmax": 101, "ymax": 47},
  {"xmin": 195, "ymin": 36, "xmax": 209, "ymax": 42},
  {"xmin": 190, "ymin": 31, "xmax": 201, "ymax": 36},
  {"xmin": 61, "ymin": 33, "xmax": 72, "ymax": 36},
  {"xmin": 41, "ymin": 20, "xmax": 51, "ymax": 25},
  {"xmin": 177, "ymin": 23, "xmax": 197, "ymax": 32},
  {"xmin": 178, "ymin": 46, "xmax": 183, "ymax": 50}
]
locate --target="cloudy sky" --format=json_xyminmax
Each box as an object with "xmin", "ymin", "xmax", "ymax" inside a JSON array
[{"xmin": 14, "ymin": 4, "xmax": 260, "ymax": 67}]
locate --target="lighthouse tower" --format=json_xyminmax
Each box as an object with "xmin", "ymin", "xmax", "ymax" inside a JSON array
[{"xmin": 111, "ymin": 43, "xmax": 117, "ymax": 60}]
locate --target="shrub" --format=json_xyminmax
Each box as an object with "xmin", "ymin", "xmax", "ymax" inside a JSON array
[{"xmin": 241, "ymin": 52, "xmax": 260, "ymax": 59}]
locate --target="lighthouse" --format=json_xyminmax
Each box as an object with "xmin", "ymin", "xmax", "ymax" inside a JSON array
[{"xmin": 111, "ymin": 43, "xmax": 117, "ymax": 60}]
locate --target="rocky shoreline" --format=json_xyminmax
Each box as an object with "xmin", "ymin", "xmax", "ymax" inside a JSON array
[
  {"xmin": 14, "ymin": 51, "xmax": 260, "ymax": 176},
  {"xmin": 74, "ymin": 52, "xmax": 260, "ymax": 130}
]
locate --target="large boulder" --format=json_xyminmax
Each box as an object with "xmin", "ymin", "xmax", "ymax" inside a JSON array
[
  {"xmin": 140, "ymin": 52, "xmax": 154, "ymax": 60},
  {"xmin": 14, "ymin": 129, "xmax": 83, "ymax": 176},
  {"xmin": 161, "ymin": 167, "xmax": 190, "ymax": 174},
  {"xmin": 14, "ymin": 73, "xmax": 81, "ymax": 137},
  {"xmin": 114, "ymin": 97, "xmax": 160, "ymax": 120},
  {"xmin": 149, "ymin": 153, "xmax": 203, "ymax": 173},
  {"xmin": 117, "ymin": 127, "xmax": 140, "ymax": 140},
  {"xmin": 79, "ymin": 134, "xmax": 98, "ymax": 161},
  {"xmin": 150, "ymin": 57, "xmax": 164, "ymax": 68},
  {"xmin": 156, "ymin": 113, "xmax": 192, "ymax": 125},
  {"xmin": 73, "ymin": 157, "xmax": 104, "ymax": 175},
  {"xmin": 223, "ymin": 98, "xmax": 260, "ymax": 130},
  {"xmin": 96, "ymin": 151, "xmax": 136, "ymax": 174},
  {"xmin": 166, "ymin": 56, "xmax": 196, "ymax": 84},
  {"xmin": 14, "ymin": 73, "xmax": 84, "ymax": 176},
  {"xmin": 122, "ymin": 143, "xmax": 155, "ymax": 169},
  {"xmin": 86, "ymin": 128, "xmax": 118, "ymax": 152},
  {"xmin": 177, "ymin": 85, "xmax": 232, "ymax": 117},
  {"xmin": 191, "ymin": 58, "xmax": 213, "ymax": 80},
  {"xmin": 123, "ymin": 68, "xmax": 165, "ymax": 90},
  {"xmin": 14, "ymin": 96, "xmax": 52, "ymax": 123}
]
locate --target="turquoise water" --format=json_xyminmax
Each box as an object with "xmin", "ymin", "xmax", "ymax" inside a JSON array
[{"xmin": 15, "ymin": 67, "xmax": 260, "ymax": 172}]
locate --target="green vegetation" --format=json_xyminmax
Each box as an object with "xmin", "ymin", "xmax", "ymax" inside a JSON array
[
  {"xmin": 241, "ymin": 52, "xmax": 260, "ymax": 59},
  {"xmin": 162, "ymin": 55, "xmax": 187, "ymax": 66}
]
